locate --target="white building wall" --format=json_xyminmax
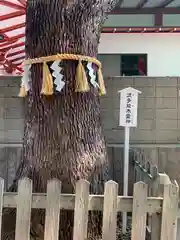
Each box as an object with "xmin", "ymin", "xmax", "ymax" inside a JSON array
[{"xmin": 98, "ymin": 33, "xmax": 180, "ymax": 77}]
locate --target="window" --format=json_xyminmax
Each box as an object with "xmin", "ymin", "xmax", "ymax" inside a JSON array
[
  {"xmin": 121, "ymin": 54, "xmax": 147, "ymax": 76},
  {"xmin": 98, "ymin": 54, "xmax": 121, "ymax": 77},
  {"xmin": 98, "ymin": 53, "xmax": 148, "ymax": 77}
]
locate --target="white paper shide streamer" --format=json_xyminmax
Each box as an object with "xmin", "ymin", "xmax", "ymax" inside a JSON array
[
  {"xmin": 51, "ymin": 60, "xmax": 65, "ymax": 92},
  {"xmin": 21, "ymin": 64, "xmax": 31, "ymax": 91},
  {"xmin": 87, "ymin": 62, "xmax": 99, "ymax": 88}
]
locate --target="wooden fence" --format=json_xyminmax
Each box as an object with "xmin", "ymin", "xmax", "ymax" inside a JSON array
[
  {"xmin": 134, "ymin": 156, "xmax": 180, "ymax": 239},
  {"xmin": 0, "ymin": 176, "xmax": 178, "ymax": 240}
]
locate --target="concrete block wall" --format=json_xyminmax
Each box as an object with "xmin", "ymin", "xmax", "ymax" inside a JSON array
[
  {"xmin": 0, "ymin": 76, "xmax": 24, "ymax": 144},
  {"xmin": 0, "ymin": 75, "xmax": 180, "ymax": 188},
  {"xmin": 1, "ymin": 75, "xmax": 179, "ymax": 145},
  {"xmin": 0, "ymin": 76, "xmax": 23, "ymax": 189},
  {"xmin": 100, "ymin": 77, "xmax": 180, "ymax": 144}
]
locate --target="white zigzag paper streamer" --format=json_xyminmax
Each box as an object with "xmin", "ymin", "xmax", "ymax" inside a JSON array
[
  {"xmin": 21, "ymin": 64, "xmax": 31, "ymax": 91},
  {"xmin": 51, "ymin": 60, "xmax": 65, "ymax": 92},
  {"xmin": 87, "ymin": 62, "xmax": 99, "ymax": 88}
]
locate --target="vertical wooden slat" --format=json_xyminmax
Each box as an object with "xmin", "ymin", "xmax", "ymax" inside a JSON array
[
  {"xmin": 173, "ymin": 218, "xmax": 178, "ymax": 240},
  {"xmin": 160, "ymin": 183, "xmax": 179, "ymax": 240},
  {"xmin": 102, "ymin": 180, "xmax": 118, "ymax": 240},
  {"xmin": 151, "ymin": 201, "xmax": 161, "ymax": 238},
  {"xmin": 131, "ymin": 182, "xmax": 147, "ymax": 240},
  {"xmin": 176, "ymin": 218, "xmax": 180, "ymax": 240},
  {"xmin": 44, "ymin": 179, "xmax": 61, "ymax": 240},
  {"xmin": 15, "ymin": 178, "xmax": 32, "ymax": 240},
  {"xmin": 73, "ymin": 180, "xmax": 89, "ymax": 240},
  {"xmin": 0, "ymin": 178, "xmax": 4, "ymax": 240},
  {"xmin": 151, "ymin": 173, "xmax": 172, "ymax": 239},
  {"xmin": 150, "ymin": 168, "xmax": 162, "ymax": 240}
]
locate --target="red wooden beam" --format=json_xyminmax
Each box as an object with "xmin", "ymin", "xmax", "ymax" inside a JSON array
[
  {"xmin": 7, "ymin": 49, "xmax": 25, "ymax": 57},
  {"xmin": 102, "ymin": 26, "xmax": 180, "ymax": 30},
  {"xmin": 0, "ymin": 10, "xmax": 24, "ymax": 21},
  {"xmin": 0, "ymin": 42, "xmax": 24, "ymax": 51},
  {"xmin": 17, "ymin": 0, "xmax": 26, "ymax": 7},
  {"xmin": 102, "ymin": 26, "xmax": 180, "ymax": 33},
  {"xmin": 0, "ymin": 0, "xmax": 25, "ymax": 10},
  {"xmin": 0, "ymin": 33, "xmax": 9, "ymax": 42},
  {"xmin": 11, "ymin": 55, "xmax": 25, "ymax": 63},
  {"xmin": 0, "ymin": 39, "xmax": 17, "ymax": 48},
  {"xmin": 0, "ymin": 33, "xmax": 25, "ymax": 44},
  {"xmin": 2, "ymin": 61, "xmax": 23, "ymax": 69},
  {"xmin": 6, "ymin": 34, "xmax": 25, "ymax": 42},
  {"xmin": 0, "ymin": 23, "xmax": 25, "ymax": 33},
  {"xmin": 16, "ymin": 66, "xmax": 23, "ymax": 72}
]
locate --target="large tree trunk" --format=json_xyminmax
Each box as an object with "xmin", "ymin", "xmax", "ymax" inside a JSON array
[{"xmin": 2, "ymin": 0, "xmax": 119, "ymax": 239}]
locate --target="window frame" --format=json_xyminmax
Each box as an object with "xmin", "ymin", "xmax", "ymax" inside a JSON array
[{"xmin": 98, "ymin": 53, "xmax": 148, "ymax": 77}]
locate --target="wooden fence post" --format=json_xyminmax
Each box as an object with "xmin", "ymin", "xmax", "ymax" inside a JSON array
[
  {"xmin": 160, "ymin": 181, "xmax": 179, "ymax": 240},
  {"xmin": 150, "ymin": 168, "xmax": 163, "ymax": 240},
  {"xmin": 131, "ymin": 182, "xmax": 147, "ymax": 240},
  {"xmin": 44, "ymin": 179, "xmax": 61, "ymax": 240},
  {"xmin": 73, "ymin": 180, "xmax": 89, "ymax": 240},
  {"xmin": 102, "ymin": 180, "xmax": 118, "ymax": 240},
  {"xmin": 0, "ymin": 178, "xmax": 4, "ymax": 240},
  {"xmin": 15, "ymin": 178, "xmax": 32, "ymax": 240}
]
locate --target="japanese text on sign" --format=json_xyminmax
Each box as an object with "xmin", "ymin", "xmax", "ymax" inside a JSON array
[
  {"xmin": 126, "ymin": 93, "xmax": 132, "ymax": 124},
  {"xmin": 119, "ymin": 87, "xmax": 140, "ymax": 127}
]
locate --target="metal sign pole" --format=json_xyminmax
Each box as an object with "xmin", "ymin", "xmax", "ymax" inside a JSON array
[{"xmin": 122, "ymin": 126, "xmax": 130, "ymax": 233}]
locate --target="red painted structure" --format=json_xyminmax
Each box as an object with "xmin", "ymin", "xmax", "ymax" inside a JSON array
[
  {"xmin": 0, "ymin": 0, "xmax": 179, "ymax": 75},
  {"xmin": 0, "ymin": 0, "xmax": 25, "ymax": 75}
]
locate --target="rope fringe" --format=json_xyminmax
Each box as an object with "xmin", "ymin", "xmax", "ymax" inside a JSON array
[
  {"xmin": 41, "ymin": 62, "xmax": 53, "ymax": 95},
  {"xmin": 75, "ymin": 60, "xmax": 89, "ymax": 92},
  {"xmin": 20, "ymin": 53, "xmax": 106, "ymax": 96}
]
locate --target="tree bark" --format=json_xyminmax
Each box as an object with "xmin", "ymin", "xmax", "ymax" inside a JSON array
[{"xmin": 2, "ymin": 0, "xmax": 119, "ymax": 239}]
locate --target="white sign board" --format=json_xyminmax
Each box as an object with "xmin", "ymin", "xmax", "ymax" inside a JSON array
[
  {"xmin": 118, "ymin": 87, "xmax": 141, "ymax": 233},
  {"xmin": 119, "ymin": 87, "xmax": 141, "ymax": 127}
]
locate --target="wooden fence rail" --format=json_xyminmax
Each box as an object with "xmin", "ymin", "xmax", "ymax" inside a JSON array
[{"xmin": 0, "ymin": 177, "xmax": 178, "ymax": 240}]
